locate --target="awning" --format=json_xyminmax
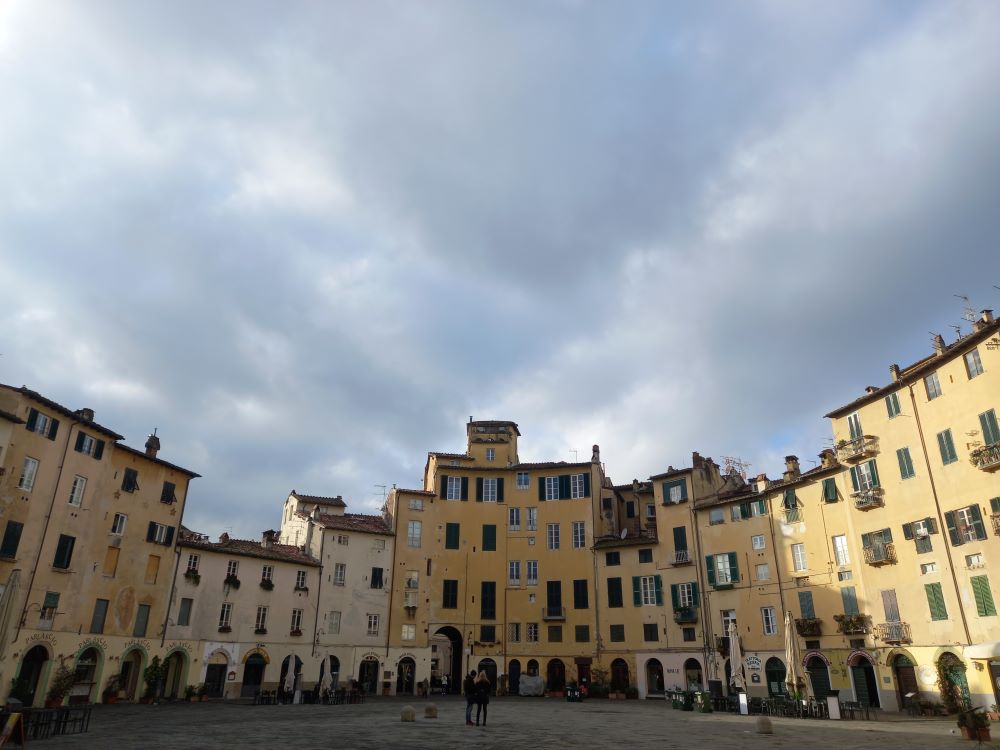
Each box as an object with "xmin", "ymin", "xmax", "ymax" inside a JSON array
[{"xmin": 964, "ymin": 641, "xmax": 1000, "ymax": 659}]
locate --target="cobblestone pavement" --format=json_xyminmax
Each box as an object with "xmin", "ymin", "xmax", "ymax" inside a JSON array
[{"xmin": 39, "ymin": 697, "xmax": 969, "ymax": 750}]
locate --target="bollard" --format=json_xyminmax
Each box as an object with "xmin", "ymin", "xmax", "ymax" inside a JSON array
[
  {"xmin": 424, "ymin": 703, "xmax": 438, "ymax": 719},
  {"xmin": 401, "ymin": 705, "xmax": 416, "ymax": 722},
  {"xmin": 755, "ymin": 716, "xmax": 773, "ymax": 735}
]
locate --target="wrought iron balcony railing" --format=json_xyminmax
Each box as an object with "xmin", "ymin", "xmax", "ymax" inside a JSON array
[
  {"xmin": 971, "ymin": 443, "xmax": 1000, "ymax": 472},
  {"xmin": 852, "ymin": 487, "xmax": 885, "ymax": 510},
  {"xmin": 863, "ymin": 542, "xmax": 895, "ymax": 566},
  {"xmin": 673, "ymin": 607, "xmax": 698, "ymax": 624},
  {"xmin": 670, "ymin": 549, "xmax": 691, "ymax": 566},
  {"xmin": 542, "ymin": 606, "xmax": 566, "ymax": 621},
  {"xmin": 795, "ymin": 617, "xmax": 822, "ymax": 637},
  {"xmin": 833, "ymin": 613, "xmax": 871, "ymax": 635},
  {"xmin": 874, "ymin": 621, "xmax": 911, "ymax": 643},
  {"xmin": 837, "ymin": 435, "xmax": 880, "ymax": 463}
]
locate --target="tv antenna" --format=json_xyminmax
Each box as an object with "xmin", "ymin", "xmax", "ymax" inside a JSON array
[
  {"xmin": 721, "ymin": 456, "xmax": 751, "ymax": 481},
  {"xmin": 374, "ymin": 484, "xmax": 387, "ymax": 502},
  {"xmin": 568, "ymin": 449, "xmax": 578, "ymax": 462}
]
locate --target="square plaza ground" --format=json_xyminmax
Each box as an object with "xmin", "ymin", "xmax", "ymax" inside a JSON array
[{"xmin": 37, "ymin": 697, "xmax": 966, "ymax": 750}]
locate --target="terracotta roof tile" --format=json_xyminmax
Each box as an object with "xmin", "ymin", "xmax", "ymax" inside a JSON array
[
  {"xmin": 291, "ymin": 491, "xmax": 346, "ymax": 507},
  {"xmin": 0, "ymin": 384, "xmax": 123, "ymax": 439},
  {"xmin": 116, "ymin": 442, "xmax": 201, "ymax": 478},
  {"xmin": 179, "ymin": 535, "xmax": 321, "ymax": 567},
  {"xmin": 315, "ymin": 512, "xmax": 392, "ymax": 535}
]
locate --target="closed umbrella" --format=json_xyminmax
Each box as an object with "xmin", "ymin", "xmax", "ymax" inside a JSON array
[
  {"xmin": 284, "ymin": 658, "xmax": 295, "ymax": 693},
  {"xmin": 320, "ymin": 655, "xmax": 333, "ymax": 694},
  {"xmin": 784, "ymin": 611, "xmax": 808, "ymax": 698},
  {"xmin": 728, "ymin": 622, "xmax": 746, "ymax": 692}
]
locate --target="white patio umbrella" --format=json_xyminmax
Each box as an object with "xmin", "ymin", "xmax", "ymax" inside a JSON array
[
  {"xmin": 784, "ymin": 611, "xmax": 808, "ymax": 698},
  {"xmin": 284, "ymin": 658, "xmax": 296, "ymax": 693},
  {"xmin": 319, "ymin": 655, "xmax": 333, "ymax": 694},
  {"xmin": 728, "ymin": 622, "xmax": 746, "ymax": 692}
]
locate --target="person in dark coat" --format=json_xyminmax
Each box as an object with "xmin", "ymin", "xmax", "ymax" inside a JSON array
[
  {"xmin": 474, "ymin": 671, "xmax": 491, "ymax": 726},
  {"xmin": 463, "ymin": 671, "xmax": 477, "ymax": 726}
]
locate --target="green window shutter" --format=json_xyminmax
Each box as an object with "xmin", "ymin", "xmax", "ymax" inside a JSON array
[
  {"xmin": 705, "ymin": 556, "xmax": 716, "ymax": 587},
  {"xmin": 26, "ymin": 409, "xmax": 38, "ymax": 432},
  {"xmin": 938, "ymin": 430, "xmax": 957, "ymax": 464},
  {"xmin": 798, "ymin": 591, "xmax": 815, "ymax": 619},
  {"xmin": 691, "ymin": 582, "xmax": 700, "ymax": 607},
  {"xmin": 632, "ymin": 576, "xmax": 642, "ymax": 606},
  {"xmin": 925, "ymin": 517, "xmax": 939, "ymax": 534},
  {"xmin": 944, "ymin": 511, "xmax": 963, "ymax": 546},
  {"xmin": 582, "ymin": 472, "xmax": 590, "ymax": 497},
  {"xmin": 673, "ymin": 526, "xmax": 687, "ymax": 551},
  {"xmin": 881, "ymin": 527, "xmax": 893, "ymax": 543},
  {"xmin": 475, "ymin": 477, "xmax": 484, "ymax": 502},
  {"xmin": 886, "ymin": 392, "xmax": 900, "ymax": 418},
  {"xmin": 924, "ymin": 583, "xmax": 948, "ymax": 620},
  {"xmin": 849, "ymin": 466, "xmax": 860, "ymax": 492},
  {"xmin": 860, "ymin": 532, "xmax": 872, "ymax": 549},
  {"xmin": 483, "ymin": 525, "xmax": 496, "ymax": 551},
  {"xmin": 822, "ymin": 478, "xmax": 838, "ymax": 502},
  {"xmin": 728, "ymin": 552, "xmax": 739, "ymax": 582},
  {"xmin": 538, "ymin": 478, "xmax": 545, "ymax": 501},
  {"xmin": 867, "ymin": 460, "xmax": 880, "ymax": 487},
  {"xmin": 981, "ymin": 410, "xmax": 1000, "ymax": 446},
  {"xmin": 654, "ymin": 575, "xmax": 663, "ymax": 606},
  {"xmin": 897, "ymin": 448, "xmax": 914, "ymax": 479},
  {"xmin": 74, "ymin": 432, "xmax": 86, "ymax": 453},
  {"xmin": 558, "ymin": 475, "xmax": 571, "ymax": 500},
  {"xmin": 972, "ymin": 576, "xmax": 997, "ymax": 617},
  {"xmin": 439, "ymin": 475, "xmax": 449, "ymax": 499},
  {"xmin": 783, "ymin": 489, "xmax": 796, "ymax": 509},
  {"xmin": 445, "ymin": 523, "xmax": 459, "ymax": 549},
  {"xmin": 496, "ymin": 478, "xmax": 504, "ymax": 503},
  {"xmin": 991, "ymin": 498, "xmax": 1000, "ymax": 514},
  {"xmin": 47, "ymin": 418, "xmax": 59, "ymax": 440},
  {"xmin": 969, "ymin": 505, "xmax": 987, "ymax": 540},
  {"xmin": 754, "ymin": 499, "xmax": 767, "ymax": 515},
  {"xmin": 670, "ymin": 583, "xmax": 680, "ymax": 609},
  {"xmin": 841, "ymin": 586, "xmax": 859, "ymax": 615},
  {"xmin": 902, "ymin": 523, "xmax": 913, "ymax": 540},
  {"xmin": 0, "ymin": 521, "xmax": 24, "ymax": 558},
  {"xmin": 739, "ymin": 502, "xmax": 751, "ymax": 519},
  {"xmin": 460, "ymin": 477, "xmax": 469, "ymax": 501}
]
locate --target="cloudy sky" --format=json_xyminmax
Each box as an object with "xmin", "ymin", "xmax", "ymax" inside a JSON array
[{"xmin": 2, "ymin": 1, "xmax": 999, "ymax": 538}]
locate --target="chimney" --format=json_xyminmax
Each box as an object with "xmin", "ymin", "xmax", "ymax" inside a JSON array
[
  {"xmin": 144, "ymin": 429, "xmax": 160, "ymax": 458},
  {"xmin": 755, "ymin": 473, "xmax": 769, "ymax": 493},
  {"xmin": 864, "ymin": 386, "xmax": 878, "ymax": 394},
  {"xmin": 783, "ymin": 455, "xmax": 800, "ymax": 482},
  {"xmin": 933, "ymin": 334, "xmax": 946, "ymax": 355},
  {"xmin": 75, "ymin": 407, "xmax": 94, "ymax": 422},
  {"xmin": 983, "ymin": 309, "xmax": 995, "ymax": 324},
  {"xmin": 819, "ymin": 449, "xmax": 837, "ymax": 469},
  {"xmin": 219, "ymin": 532, "xmax": 230, "ymax": 543},
  {"xmin": 591, "ymin": 444, "xmax": 600, "ymax": 463},
  {"xmin": 889, "ymin": 364, "xmax": 901, "ymax": 382},
  {"xmin": 262, "ymin": 530, "xmax": 277, "ymax": 548},
  {"xmin": 975, "ymin": 309, "xmax": 995, "ymax": 332}
]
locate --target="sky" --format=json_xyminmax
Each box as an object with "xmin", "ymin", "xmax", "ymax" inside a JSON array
[{"xmin": 2, "ymin": 1, "xmax": 1000, "ymax": 539}]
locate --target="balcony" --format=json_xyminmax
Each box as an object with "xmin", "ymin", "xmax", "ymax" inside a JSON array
[
  {"xmin": 714, "ymin": 635, "xmax": 730, "ymax": 655},
  {"xmin": 783, "ymin": 508, "xmax": 802, "ymax": 523},
  {"xmin": 795, "ymin": 618, "xmax": 822, "ymax": 637},
  {"xmin": 833, "ymin": 613, "xmax": 871, "ymax": 635},
  {"xmin": 670, "ymin": 549, "xmax": 692, "ymax": 566},
  {"xmin": 673, "ymin": 607, "xmax": 698, "ymax": 624},
  {"xmin": 992, "ymin": 513, "xmax": 1000, "ymax": 537},
  {"xmin": 863, "ymin": 542, "xmax": 896, "ymax": 566},
  {"xmin": 852, "ymin": 487, "xmax": 885, "ymax": 511},
  {"xmin": 403, "ymin": 591, "xmax": 418, "ymax": 608},
  {"xmin": 971, "ymin": 443, "xmax": 1000, "ymax": 472},
  {"xmin": 542, "ymin": 606, "xmax": 566, "ymax": 621},
  {"xmin": 874, "ymin": 621, "xmax": 912, "ymax": 644},
  {"xmin": 837, "ymin": 435, "xmax": 880, "ymax": 463}
]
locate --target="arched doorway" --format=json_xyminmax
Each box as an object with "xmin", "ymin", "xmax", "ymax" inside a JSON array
[
  {"xmin": 119, "ymin": 649, "xmax": 144, "ymax": 702},
  {"xmin": 163, "ymin": 651, "xmax": 187, "ymax": 699},
  {"xmin": 611, "ymin": 658, "xmax": 629, "ymax": 691},
  {"xmin": 279, "ymin": 655, "xmax": 303, "ymax": 701},
  {"xmin": 645, "ymin": 658, "xmax": 664, "ymax": 696},
  {"xmin": 526, "ymin": 659, "xmax": 539, "ymax": 676},
  {"xmin": 17, "ymin": 645, "xmax": 50, "ymax": 707},
  {"xmin": 71, "ymin": 648, "xmax": 101, "ymax": 704},
  {"xmin": 433, "ymin": 626, "xmax": 463, "ymax": 694},
  {"xmin": 765, "ymin": 657, "xmax": 787, "ymax": 696},
  {"xmin": 547, "ymin": 659, "xmax": 566, "ymax": 692},
  {"xmin": 509, "ymin": 659, "xmax": 521, "ymax": 695},
  {"xmin": 358, "ymin": 657, "xmax": 379, "ymax": 696},
  {"xmin": 806, "ymin": 656, "xmax": 831, "ymax": 698},
  {"xmin": 849, "ymin": 653, "xmax": 880, "ymax": 707},
  {"xmin": 477, "ymin": 658, "xmax": 497, "ymax": 694},
  {"xmin": 939, "ymin": 652, "xmax": 970, "ymax": 711},
  {"xmin": 241, "ymin": 653, "xmax": 266, "ymax": 698},
  {"xmin": 684, "ymin": 658, "xmax": 703, "ymax": 691},
  {"xmin": 397, "ymin": 657, "xmax": 416, "ymax": 695},
  {"xmin": 893, "ymin": 654, "xmax": 918, "ymax": 709},
  {"xmin": 206, "ymin": 651, "xmax": 229, "ymax": 697}
]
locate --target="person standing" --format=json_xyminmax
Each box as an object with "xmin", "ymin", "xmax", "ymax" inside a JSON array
[
  {"xmin": 463, "ymin": 670, "xmax": 477, "ymax": 726},
  {"xmin": 474, "ymin": 671, "xmax": 491, "ymax": 726}
]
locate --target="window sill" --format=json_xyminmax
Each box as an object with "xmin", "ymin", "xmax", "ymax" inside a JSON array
[
  {"xmin": 218, "ymin": 626, "xmax": 232, "ymax": 633},
  {"xmin": 294, "ymin": 586, "xmax": 309, "ymax": 592},
  {"xmin": 51, "ymin": 567, "xmax": 73, "ymax": 574},
  {"xmin": 289, "ymin": 630, "xmax": 303, "ymax": 637},
  {"xmin": 254, "ymin": 629, "xmax": 268, "ymax": 635}
]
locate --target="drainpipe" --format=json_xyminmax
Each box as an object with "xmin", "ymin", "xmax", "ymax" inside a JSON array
[
  {"xmin": 591, "ymin": 463, "xmax": 603, "ymax": 677},
  {"xmin": 765, "ymin": 486, "xmax": 789, "ymax": 633},
  {"xmin": 160, "ymin": 477, "xmax": 193, "ymax": 650},
  {"xmin": 311, "ymin": 525, "xmax": 325, "ymax": 659},
  {"xmin": 690, "ymin": 496, "xmax": 712, "ymax": 688}
]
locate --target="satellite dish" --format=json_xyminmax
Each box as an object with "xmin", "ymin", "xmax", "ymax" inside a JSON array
[{"xmin": 620, "ymin": 528, "xmax": 628, "ymax": 539}]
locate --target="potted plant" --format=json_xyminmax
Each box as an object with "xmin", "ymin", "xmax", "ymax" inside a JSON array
[
  {"xmin": 224, "ymin": 574, "xmax": 241, "ymax": 589},
  {"xmin": 142, "ymin": 656, "xmax": 164, "ymax": 703},
  {"xmin": 102, "ymin": 673, "xmax": 121, "ymax": 704},
  {"xmin": 184, "ymin": 685, "xmax": 197, "ymax": 702},
  {"xmin": 957, "ymin": 709, "xmax": 990, "ymax": 740},
  {"xmin": 988, "ymin": 705, "xmax": 1000, "ymax": 721},
  {"xmin": 290, "ymin": 628, "xmax": 303, "ymax": 637},
  {"xmin": 8, "ymin": 676, "xmax": 32, "ymax": 706},
  {"xmin": 45, "ymin": 664, "xmax": 76, "ymax": 708},
  {"xmin": 259, "ymin": 578, "xmax": 274, "ymax": 591},
  {"xmin": 625, "ymin": 686, "xmax": 639, "ymax": 699},
  {"xmin": 184, "ymin": 568, "xmax": 201, "ymax": 585}
]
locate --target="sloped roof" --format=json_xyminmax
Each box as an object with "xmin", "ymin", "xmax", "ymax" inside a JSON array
[
  {"xmin": 290, "ymin": 490, "xmax": 346, "ymax": 508},
  {"xmin": 315, "ymin": 512, "xmax": 392, "ymax": 535},
  {"xmin": 116, "ymin": 442, "xmax": 201, "ymax": 478},
  {"xmin": 179, "ymin": 535, "xmax": 321, "ymax": 567},
  {"xmin": 0, "ymin": 384, "xmax": 123, "ymax": 439}
]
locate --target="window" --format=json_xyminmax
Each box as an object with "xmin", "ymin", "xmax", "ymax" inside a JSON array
[
  {"xmin": 53, "ymin": 534, "xmax": 75, "ymax": 569},
  {"xmin": 68, "ymin": 475, "xmax": 86, "ymax": 506},
  {"xmin": 401, "ymin": 624, "xmax": 415, "ymax": 641},
  {"xmin": 924, "ymin": 372, "xmax": 942, "ymax": 400},
  {"xmin": 547, "ymin": 523, "xmax": 560, "ymax": 550},
  {"xmin": 761, "ymin": 607, "xmax": 777, "ymax": 635},
  {"xmin": 965, "ymin": 348, "xmax": 985, "ymax": 379},
  {"xmin": 885, "ymin": 391, "xmax": 901, "ymax": 418},
  {"xmin": 572, "ymin": 522, "xmax": 586, "ymax": 549},
  {"xmin": 526, "ymin": 508, "xmax": 537, "ymax": 531},
  {"xmin": 39, "ymin": 592, "xmax": 58, "ymax": 625},
  {"xmin": 841, "ymin": 586, "xmax": 859, "ymax": 615},
  {"xmin": 609, "ymin": 624, "xmax": 625, "ymax": 642},
  {"xmin": 850, "ymin": 460, "xmax": 880, "ymax": 491},
  {"xmin": 508, "ymin": 507, "xmax": 520, "ymax": 531},
  {"xmin": 517, "ymin": 472, "xmax": 529, "ymax": 489},
  {"xmin": 638, "ymin": 548, "xmax": 653, "ymax": 563},
  {"xmin": 920, "ymin": 562, "xmax": 937, "ymax": 575},
  {"xmin": 838, "ymin": 570, "xmax": 853, "ymax": 581},
  {"xmin": 508, "ymin": 623, "xmax": 521, "ymax": 642},
  {"xmin": 292, "ymin": 608, "xmax": 304, "ymax": 633},
  {"xmin": 638, "ymin": 575, "xmax": 660, "ymax": 605},
  {"xmin": 751, "ymin": 535, "xmax": 765, "ymax": 550},
  {"xmin": 146, "ymin": 522, "xmax": 173, "ymax": 546},
  {"xmin": 297, "ymin": 570, "xmax": 309, "ymax": 589},
  {"xmin": 833, "ymin": 535, "xmax": 850, "ymax": 566},
  {"xmin": 607, "ymin": 577, "xmax": 623, "ymax": 608},
  {"xmin": 646, "ymin": 504, "xmax": 656, "ymax": 519},
  {"xmin": 605, "ymin": 551, "xmax": 620, "ymax": 566},
  {"xmin": 526, "ymin": 623, "xmax": 539, "ymax": 642},
  {"xmin": 937, "ymin": 429, "xmax": 958, "ymax": 464},
  {"xmin": 971, "ymin": 575, "xmax": 997, "ymax": 617},
  {"xmin": 187, "ymin": 554, "xmax": 200, "ymax": 572},
  {"xmin": 334, "ymin": 563, "xmax": 346, "ymax": 586},
  {"xmin": 526, "ymin": 560, "xmax": 538, "ymax": 585},
  {"xmin": 486, "ymin": 447, "xmax": 495, "ymax": 461},
  {"xmin": 0, "ymin": 521, "xmax": 24, "ymax": 558},
  {"xmin": 925, "ymin": 583, "xmax": 948, "ymax": 620},
  {"xmin": 897, "ymin": 447, "xmax": 915, "ymax": 479},
  {"xmin": 17, "ymin": 457, "xmax": 39, "ymax": 491},
  {"xmin": 122, "ymin": 468, "xmax": 140, "ymax": 493},
  {"xmin": 482, "ymin": 524, "xmax": 497, "ymax": 551},
  {"xmin": 178, "ymin": 598, "xmax": 193, "ymax": 627},
  {"xmin": 90, "ymin": 599, "xmax": 109, "ymax": 634},
  {"xmin": 27, "ymin": 409, "xmax": 53, "ymax": 437},
  {"xmin": 570, "ymin": 473, "xmax": 587, "ymax": 499},
  {"xmin": 822, "ymin": 478, "xmax": 838, "ymax": 503},
  {"xmin": 219, "ymin": 602, "xmax": 233, "ymax": 630},
  {"xmin": 408, "ymin": 498, "xmax": 424, "ymax": 511},
  {"xmin": 481, "ymin": 581, "xmax": 496, "ymax": 619},
  {"xmin": 792, "ymin": 543, "xmax": 807, "ymax": 572},
  {"xmin": 967, "ymin": 553, "xmax": 985, "ymax": 568},
  {"xmin": 255, "ymin": 606, "xmax": 268, "ymax": 633},
  {"xmin": 643, "ymin": 623, "xmax": 658, "ymax": 642},
  {"xmin": 508, "ymin": 560, "xmax": 521, "ymax": 586},
  {"xmin": 111, "ymin": 513, "xmax": 127, "ymax": 535},
  {"xmin": 676, "ymin": 582, "xmax": 696, "ymax": 608},
  {"xmin": 442, "ymin": 580, "xmax": 458, "ymax": 608},
  {"xmin": 407, "ymin": 520, "xmax": 421, "ymax": 548},
  {"xmin": 755, "ymin": 564, "xmax": 769, "ymax": 581},
  {"xmin": 337, "ymin": 535, "xmax": 349, "ymax": 545},
  {"xmin": 329, "ymin": 611, "xmax": 342, "ymax": 634},
  {"xmin": 370, "ymin": 567, "xmax": 383, "ymax": 589},
  {"xmin": 227, "ymin": 560, "xmax": 239, "ymax": 577},
  {"xmin": 547, "ymin": 625, "xmax": 563, "ymax": 642},
  {"xmin": 446, "ymin": 475, "xmax": 464, "ymax": 500},
  {"xmin": 683, "ymin": 627, "xmax": 696, "ymax": 642},
  {"xmin": 573, "ymin": 579, "xmax": 588, "ymax": 609},
  {"xmin": 707, "ymin": 553, "xmax": 738, "ymax": 585},
  {"xmin": 545, "ymin": 477, "xmax": 560, "ymax": 500},
  {"xmin": 160, "ymin": 481, "xmax": 177, "ymax": 504},
  {"xmin": 663, "ymin": 479, "xmax": 687, "ymax": 504},
  {"xmin": 798, "ymin": 591, "xmax": 816, "ymax": 619},
  {"xmin": 481, "ymin": 477, "xmax": 499, "ymax": 502},
  {"xmin": 721, "ymin": 609, "xmax": 737, "ymax": 632},
  {"xmin": 74, "ymin": 432, "xmax": 104, "ymax": 459},
  {"xmin": 261, "ymin": 564, "xmax": 273, "ymax": 582},
  {"xmin": 445, "ymin": 523, "xmax": 460, "ymax": 550},
  {"xmin": 981, "ymin": 409, "xmax": 1000, "ymax": 446},
  {"xmin": 709, "ymin": 508, "xmax": 725, "ymax": 525},
  {"xmin": 480, "ymin": 625, "xmax": 496, "ymax": 642},
  {"xmin": 947, "ymin": 505, "xmax": 988, "ymax": 545}
]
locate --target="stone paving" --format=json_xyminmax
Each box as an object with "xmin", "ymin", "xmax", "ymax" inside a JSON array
[{"xmin": 38, "ymin": 697, "xmax": 970, "ymax": 750}]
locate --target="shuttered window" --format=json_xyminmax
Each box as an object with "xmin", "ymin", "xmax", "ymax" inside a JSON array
[
  {"xmin": 841, "ymin": 586, "xmax": 859, "ymax": 615},
  {"xmin": 937, "ymin": 429, "xmax": 958, "ymax": 465},
  {"xmin": 445, "ymin": 523, "xmax": 460, "ymax": 550},
  {"xmin": 981, "ymin": 409, "xmax": 1000, "ymax": 446},
  {"xmin": 482, "ymin": 524, "xmax": 496, "ymax": 551},
  {"xmin": 924, "ymin": 583, "xmax": 948, "ymax": 621},
  {"xmin": 896, "ymin": 447, "xmax": 915, "ymax": 479},
  {"xmin": 822, "ymin": 478, "xmax": 838, "ymax": 502},
  {"xmin": 971, "ymin": 576, "xmax": 997, "ymax": 617},
  {"xmin": 53, "ymin": 534, "xmax": 75, "ymax": 569},
  {"xmin": 607, "ymin": 577, "xmax": 623, "ymax": 608},
  {"xmin": 798, "ymin": 591, "xmax": 816, "ymax": 619},
  {"xmin": 0, "ymin": 521, "xmax": 24, "ymax": 558},
  {"xmin": 885, "ymin": 392, "xmax": 901, "ymax": 418}
]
